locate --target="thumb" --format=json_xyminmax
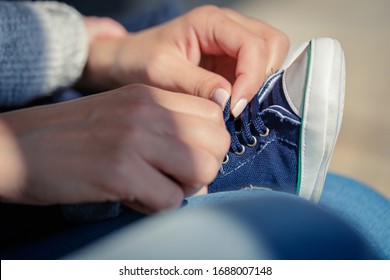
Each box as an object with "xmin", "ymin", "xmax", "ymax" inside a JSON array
[{"xmin": 172, "ymin": 61, "xmax": 232, "ymax": 110}]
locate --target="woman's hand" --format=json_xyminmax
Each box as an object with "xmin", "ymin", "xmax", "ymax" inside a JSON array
[
  {"xmin": 80, "ymin": 6, "xmax": 290, "ymax": 117},
  {"xmin": 83, "ymin": 16, "xmax": 127, "ymax": 44},
  {"xmin": 0, "ymin": 85, "xmax": 230, "ymax": 213}
]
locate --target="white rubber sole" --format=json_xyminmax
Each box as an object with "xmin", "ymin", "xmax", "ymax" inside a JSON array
[{"xmin": 296, "ymin": 38, "xmax": 346, "ymax": 202}]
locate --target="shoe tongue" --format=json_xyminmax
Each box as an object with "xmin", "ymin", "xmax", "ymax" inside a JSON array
[
  {"xmin": 282, "ymin": 44, "xmax": 310, "ymax": 118},
  {"xmin": 224, "ymin": 72, "xmax": 296, "ymax": 121},
  {"xmin": 250, "ymin": 72, "xmax": 299, "ymax": 120},
  {"xmin": 251, "ymin": 72, "xmax": 286, "ymax": 108},
  {"xmin": 260, "ymin": 74, "xmax": 286, "ymax": 107}
]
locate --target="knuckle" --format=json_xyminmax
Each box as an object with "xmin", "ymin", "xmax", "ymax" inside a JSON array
[
  {"xmin": 253, "ymin": 37, "xmax": 268, "ymax": 55},
  {"xmin": 127, "ymin": 101, "xmax": 152, "ymax": 118},
  {"xmin": 258, "ymin": 31, "xmax": 290, "ymax": 67},
  {"xmin": 272, "ymin": 30, "xmax": 290, "ymax": 49},
  {"xmin": 213, "ymin": 129, "xmax": 231, "ymax": 164},
  {"xmin": 182, "ymin": 150, "xmax": 220, "ymax": 186},
  {"xmin": 201, "ymin": 159, "xmax": 220, "ymax": 184},
  {"xmin": 115, "ymin": 84, "xmax": 154, "ymax": 105},
  {"xmin": 206, "ymin": 101, "xmax": 224, "ymax": 123},
  {"xmin": 106, "ymin": 148, "xmax": 131, "ymax": 177},
  {"xmin": 97, "ymin": 134, "xmax": 142, "ymax": 182},
  {"xmin": 121, "ymin": 83, "xmax": 148, "ymax": 93},
  {"xmin": 190, "ymin": 5, "xmax": 220, "ymax": 18},
  {"xmin": 193, "ymin": 74, "xmax": 223, "ymax": 99},
  {"xmin": 144, "ymin": 49, "xmax": 170, "ymax": 83},
  {"xmin": 119, "ymin": 96, "xmax": 161, "ymax": 122},
  {"xmin": 220, "ymin": 7, "xmax": 235, "ymax": 14},
  {"xmin": 185, "ymin": 5, "xmax": 222, "ymax": 29},
  {"xmin": 188, "ymin": 153, "xmax": 220, "ymax": 185},
  {"xmin": 220, "ymin": 129, "xmax": 231, "ymax": 154},
  {"xmin": 97, "ymin": 154, "xmax": 129, "ymax": 195}
]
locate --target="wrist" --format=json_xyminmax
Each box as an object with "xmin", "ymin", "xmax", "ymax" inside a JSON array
[{"xmin": 76, "ymin": 37, "xmax": 125, "ymax": 93}]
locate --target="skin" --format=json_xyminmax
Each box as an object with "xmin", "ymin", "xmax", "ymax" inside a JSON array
[
  {"xmin": 0, "ymin": 85, "xmax": 229, "ymax": 214},
  {"xmin": 0, "ymin": 5, "xmax": 290, "ymax": 213},
  {"xmin": 79, "ymin": 6, "xmax": 290, "ymax": 116}
]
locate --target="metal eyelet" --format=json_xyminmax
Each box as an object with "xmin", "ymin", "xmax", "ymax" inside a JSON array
[
  {"xmin": 222, "ymin": 154, "xmax": 229, "ymax": 164},
  {"xmin": 247, "ymin": 135, "xmax": 257, "ymax": 147},
  {"xmin": 259, "ymin": 127, "xmax": 270, "ymax": 137},
  {"xmin": 234, "ymin": 145, "xmax": 246, "ymax": 155}
]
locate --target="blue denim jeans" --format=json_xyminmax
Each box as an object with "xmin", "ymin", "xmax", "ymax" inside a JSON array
[
  {"xmin": 1, "ymin": 173, "xmax": 388, "ymax": 259},
  {"xmin": 319, "ymin": 174, "xmax": 390, "ymax": 259}
]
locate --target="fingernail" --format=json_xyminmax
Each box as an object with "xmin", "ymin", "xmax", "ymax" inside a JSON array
[
  {"xmin": 212, "ymin": 88, "xmax": 230, "ymax": 110},
  {"xmin": 232, "ymin": 99, "xmax": 248, "ymax": 117}
]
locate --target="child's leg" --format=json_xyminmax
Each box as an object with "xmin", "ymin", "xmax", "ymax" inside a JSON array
[
  {"xmin": 67, "ymin": 187, "xmax": 378, "ymax": 259},
  {"xmin": 320, "ymin": 173, "xmax": 390, "ymax": 259}
]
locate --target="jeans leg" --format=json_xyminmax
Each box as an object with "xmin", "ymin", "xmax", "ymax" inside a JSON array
[
  {"xmin": 67, "ymin": 189, "xmax": 378, "ymax": 259},
  {"xmin": 319, "ymin": 173, "xmax": 390, "ymax": 259},
  {"xmin": 0, "ymin": 205, "xmax": 146, "ymax": 260},
  {"xmin": 3, "ymin": 173, "xmax": 385, "ymax": 260}
]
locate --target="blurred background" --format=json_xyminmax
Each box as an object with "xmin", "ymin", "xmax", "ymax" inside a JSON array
[{"xmin": 66, "ymin": 0, "xmax": 390, "ymax": 198}]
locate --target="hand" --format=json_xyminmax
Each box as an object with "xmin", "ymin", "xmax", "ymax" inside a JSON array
[
  {"xmin": 83, "ymin": 16, "xmax": 127, "ymax": 44},
  {"xmin": 80, "ymin": 6, "xmax": 290, "ymax": 117},
  {"xmin": 0, "ymin": 85, "xmax": 230, "ymax": 213}
]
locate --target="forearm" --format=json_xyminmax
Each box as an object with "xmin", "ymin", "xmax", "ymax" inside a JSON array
[{"xmin": 0, "ymin": 1, "xmax": 88, "ymax": 107}]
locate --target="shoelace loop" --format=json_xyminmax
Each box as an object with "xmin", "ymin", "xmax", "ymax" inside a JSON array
[
  {"xmin": 222, "ymin": 71, "xmax": 284, "ymax": 161},
  {"xmin": 224, "ymin": 98, "xmax": 269, "ymax": 156}
]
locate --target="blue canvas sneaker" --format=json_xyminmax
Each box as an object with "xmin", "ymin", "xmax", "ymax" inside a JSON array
[{"xmin": 208, "ymin": 37, "xmax": 346, "ymax": 202}]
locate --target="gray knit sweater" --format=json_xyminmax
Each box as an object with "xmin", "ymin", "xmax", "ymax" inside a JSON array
[{"xmin": 0, "ymin": 1, "xmax": 88, "ymax": 107}]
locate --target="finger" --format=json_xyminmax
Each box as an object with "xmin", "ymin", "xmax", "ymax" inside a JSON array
[
  {"xmin": 147, "ymin": 87, "xmax": 226, "ymax": 124},
  {"xmin": 103, "ymin": 86, "xmax": 229, "ymax": 184},
  {"xmin": 210, "ymin": 8, "xmax": 290, "ymax": 116},
  {"xmin": 123, "ymin": 200, "xmax": 159, "ymax": 215},
  {"xmin": 221, "ymin": 8, "xmax": 290, "ymax": 74},
  {"xmin": 166, "ymin": 58, "xmax": 232, "ymax": 110},
  {"xmin": 231, "ymin": 39, "xmax": 268, "ymax": 117},
  {"xmin": 139, "ymin": 112, "xmax": 228, "ymax": 187},
  {"xmin": 112, "ymin": 152, "xmax": 185, "ymax": 213},
  {"xmin": 191, "ymin": 11, "xmax": 271, "ymax": 116}
]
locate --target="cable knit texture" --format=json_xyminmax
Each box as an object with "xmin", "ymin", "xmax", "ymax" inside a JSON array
[{"xmin": 0, "ymin": 1, "xmax": 88, "ymax": 106}]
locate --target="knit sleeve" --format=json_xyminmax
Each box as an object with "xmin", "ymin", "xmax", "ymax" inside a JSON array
[{"xmin": 0, "ymin": 1, "xmax": 88, "ymax": 107}]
